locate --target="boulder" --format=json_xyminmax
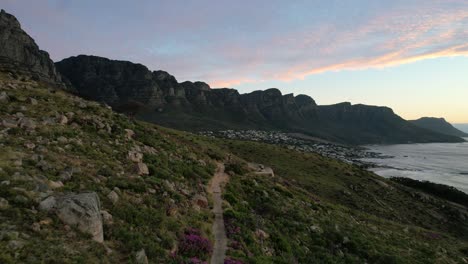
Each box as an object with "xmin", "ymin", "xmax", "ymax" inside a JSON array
[
  {"xmin": 134, "ymin": 162, "xmax": 149, "ymax": 175},
  {"xmin": 255, "ymin": 229, "xmax": 269, "ymax": 240},
  {"xmin": 124, "ymin": 129, "xmax": 135, "ymax": 140},
  {"xmin": 0, "ymin": 91, "xmax": 9, "ymax": 102},
  {"xmin": 192, "ymin": 194, "xmax": 208, "ymax": 208},
  {"xmin": 38, "ymin": 192, "xmax": 104, "ymax": 242},
  {"xmin": 100, "ymin": 210, "xmax": 113, "ymax": 224},
  {"xmin": 58, "ymin": 115, "xmax": 68, "ymax": 125},
  {"xmin": 128, "ymin": 150, "xmax": 143, "ymax": 163},
  {"xmin": 135, "ymin": 249, "xmax": 148, "ymax": 264},
  {"xmin": 18, "ymin": 117, "xmax": 36, "ymax": 130},
  {"xmin": 107, "ymin": 190, "xmax": 119, "ymax": 204},
  {"xmin": 0, "ymin": 197, "xmax": 9, "ymax": 210}
]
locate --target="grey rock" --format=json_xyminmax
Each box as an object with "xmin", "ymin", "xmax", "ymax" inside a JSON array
[
  {"xmin": 0, "ymin": 197, "xmax": 9, "ymax": 209},
  {"xmin": 0, "ymin": 91, "xmax": 9, "ymax": 102},
  {"xmin": 18, "ymin": 117, "xmax": 36, "ymax": 130},
  {"xmin": 135, "ymin": 249, "xmax": 148, "ymax": 264},
  {"xmin": 100, "ymin": 210, "xmax": 113, "ymax": 224},
  {"xmin": 38, "ymin": 192, "xmax": 104, "ymax": 242},
  {"xmin": 192, "ymin": 194, "xmax": 208, "ymax": 209},
  {"xmin": 107, "ymin": 190, "xmax": 119, "ymax": 204},
  {"xmin": 128, "ymin": 150, "xmax": 143, "ymax": 163},
  {"xmin": 28, "ymin": 97, "xmax": 38, "ymax": 105},
  {"xmin": 2, "ymin": 118, "xmax": 17, "ymax": 128},
  {"xmin": 134, "ymin": 162, "xmax": 149, "ymax": 175},
  {"xmin": 124, "ymin": 129, "xmax": 135, "ymax": 140}
]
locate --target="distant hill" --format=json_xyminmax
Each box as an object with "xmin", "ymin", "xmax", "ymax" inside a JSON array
[
  {"xmin": 454, "ymin": 123, "xmax": 468, "ymax": 134},
  {"xmin": 410, "ymin": 117, "xmax": 468, "ymax": 137},
  {"xmin": 55, "ymin": 55, "xmax": 464, "ymax": 145}
]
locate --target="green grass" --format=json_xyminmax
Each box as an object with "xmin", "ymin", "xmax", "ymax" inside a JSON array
[{"xmin": 1, "ymin": 72, "xmax": 467, "ymax": 263}]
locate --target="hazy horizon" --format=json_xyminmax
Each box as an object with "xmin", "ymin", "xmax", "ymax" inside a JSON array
[{"xmin": 3, "ymin": 0, "xmax": 468, "ymax": 122}]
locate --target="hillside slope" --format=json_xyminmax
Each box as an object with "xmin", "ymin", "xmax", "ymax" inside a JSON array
[
  {"xmin": 410, "ymin": 117, "xmax": 468, "ymax": 137},
  {"xmin": 1, "ymin": 72, "xmax": 468, "ymax": 263}
]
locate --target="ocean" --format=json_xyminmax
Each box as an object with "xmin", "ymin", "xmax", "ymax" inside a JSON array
[{"xmin": 362, "ymin": 138, "xmax": 468, "ymax": 194}]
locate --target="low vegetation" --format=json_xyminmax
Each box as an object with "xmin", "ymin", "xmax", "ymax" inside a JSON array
[{"xmin": 1, "ymin": 73, "xmax": 467, "ymax": 263}]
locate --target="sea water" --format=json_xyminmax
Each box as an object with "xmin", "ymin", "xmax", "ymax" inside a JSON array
[{"xmin": 362, "ymin": 138, "xmax": 468, "ymax": 194}]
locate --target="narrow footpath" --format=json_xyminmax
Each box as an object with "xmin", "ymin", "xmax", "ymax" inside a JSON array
[{"xmin": 208, "ymin": 163, "xmax": 229, "ymax": 264}]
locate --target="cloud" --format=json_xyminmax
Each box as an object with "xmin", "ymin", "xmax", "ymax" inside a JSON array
[{"xmin": 3, "ymin": 0, "xmax": 468, "ymax": 88}]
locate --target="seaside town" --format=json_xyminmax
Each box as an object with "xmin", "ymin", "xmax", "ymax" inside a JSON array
[{"xmin": 199, "ymin": 130, "xmax": 389, "ymax": 166}]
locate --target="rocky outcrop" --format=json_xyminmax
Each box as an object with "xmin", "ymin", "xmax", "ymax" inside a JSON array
[
  {"xmin": 0, "ymin": 9, "xmax": 66, "ymax": 89},
  {"xmin": 39, "ymin": 192, "xmax": 104, "ymax": 242},
  {"xmin": 410, "ymin": 117, "xmax": 468, "ymax": 137},
  {"xmin": 55, "ymin": 56, "xmax": 464, "ymax": 144}
]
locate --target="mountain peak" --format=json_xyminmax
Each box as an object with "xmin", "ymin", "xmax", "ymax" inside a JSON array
[
  {"xmin": 0, "ymin": 9, "xmax": 66, "ymax": 89},
  {"xmin": 411, "ymin": 117, "xmax": 468, "ymax": 137}
]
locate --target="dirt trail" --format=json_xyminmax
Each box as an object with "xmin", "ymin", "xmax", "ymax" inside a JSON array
[{"xmin": 208, "ymin": 163, "xmax": 229, "ymax": 264}]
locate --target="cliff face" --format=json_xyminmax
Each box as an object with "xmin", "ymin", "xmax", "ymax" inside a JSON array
[
  {"xmin": 0, "ymin": 9, "xmax": 66, "ymax": 89},
  {"xmin": 410, "ymin": 117, "xmax": 468, "ymax": 137},
  {"xmin": 56, "ymin": 57, "xmax": 463, "ymax": 144},
  {"xmin": 56, "ymin": 55, "xmax": 319, "ymax": 130}
]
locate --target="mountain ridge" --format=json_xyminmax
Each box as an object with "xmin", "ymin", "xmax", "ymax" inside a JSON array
[
  {"xmin": 410, "ymin": 117, "xmax": 468, "ymax": 137},
  {"xmin": 56, "ymin": 55, "xmax": 464, "ymax": 145}
]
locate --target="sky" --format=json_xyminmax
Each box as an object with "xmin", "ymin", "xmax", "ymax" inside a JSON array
[{"xmin": 2, "ymin": 0, "xmax": 468, "ymax": 123}]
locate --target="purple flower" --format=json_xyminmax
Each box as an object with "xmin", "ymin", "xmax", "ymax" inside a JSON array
[
  {"xmin": 178, "ymin": 228, "xmax": 213, "ymax": 258},
  {"xmin": 224, "ymin": 258, "xmax": 244, "ymax": 264}
]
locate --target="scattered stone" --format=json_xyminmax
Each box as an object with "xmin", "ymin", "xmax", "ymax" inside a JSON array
[
  {"xmin": 58, "ymin": 115, "xmax": 68, "ymax": 125},
  {"xmin": 192, "ymin": 194, "xmax": 208, "ymax": 208},
  {"xmin": 107, "ymin": 191, "xmax": 119, "ymax": 204},
  {"xmin": 0, "ymin": 91, "xmax": 9, "ymax": 102},
  {"xmin": 255, "ymin": 229, "xmax": 269, "ymax": 240},
  {"xmin": 310, "ymin": 225, "xmax": 322, "ymax": 233},
  {"xmin": 24, "ymin": 142, "xmax": 36, "ymax": 149},
  {"xmin": 179, "ymin": 188, "xmax": 190, "ymax": 196},
  {"xmin": 166, "ymin": 205, "xmax": 178, "ymax": 216},
  {"xmin": 28, "ymin": 97, "xmax": 38, "ymax": 105},
  {"xmin": 124, "ymin": 129, "xmax": 135, "ymax": 140},
  {"xmin": 164, "ymin": 180, "xmax": 175, "ymax": 192},
  {"xmin": 13, "ymin": 159, "xmax": 22, "ymax": 166},
  {"xmin": 66, "ymin": 112, "xmax": 75, "ymax": 119},
  {"xmin": 101, "ymin": 210, "xmax": 113, "ymax": 224},
  {"xmin": 31, "ymin": 222, "xmax": 41, "ymax": 232},
  {"xmin": 8, "ymin": 240, "xmax": 25, "ymax": 250},
  {"xmin": 48, "ymin": 180, "xmax": 64, "ymax": 189},
  {"xmin": 134, "ymin": 162, "xmax": 149, "ymax": 175},
  {"xmin": 36, "ymin": 160, "xmax": 50, "ymax": 171},
  {"xmin": 59, "ymin": 167, "xmax": 74, "ymax": 182},
  {"xmin": 14, "ymin": 195, "xmax": 29, "ymax": 204},
  {"xmin": 135, "ymin": 249, "xmax": 148, "ymax": 264},
  {"xmin": 2, "ymin": 118, "xmax": 17, "ymax": 128},
  {"xmin": 38, "ymin": 192, "xmax": 104, "ymax": 242},
  {"xmin": 57, "ymin": 136, "xmax": 68, "ymax": 144},
  {"xmin": 18, "ymin": 117, "xmax": 36, "ymax": 130},
  {"xmin": 128, "ymin": 150, "xmax": 143, "ymax": 163},
  {"xmin": 1, "ymin": 180, "xmax": 10, "ymax": 186},
  {"xmin": 0, "ymin": 197, "xmax": 9, "ymax": 209}
]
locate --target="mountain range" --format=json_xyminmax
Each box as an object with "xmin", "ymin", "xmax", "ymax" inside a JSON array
[{"xmin": 55, "ymin": 55, "xmax": 464, "ymax": 145}]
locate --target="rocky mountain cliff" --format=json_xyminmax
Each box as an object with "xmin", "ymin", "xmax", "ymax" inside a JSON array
[
  {"xmin": 56, "ymin": 55, "xmax": 463, "ymax": 144},
  {"xmin": 410, "ymin": 117, "xmax": 468, "ymax": 137},
  {"xmin": 0, "ymin": 10, "xmax": 66, "ymax": 89}
]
